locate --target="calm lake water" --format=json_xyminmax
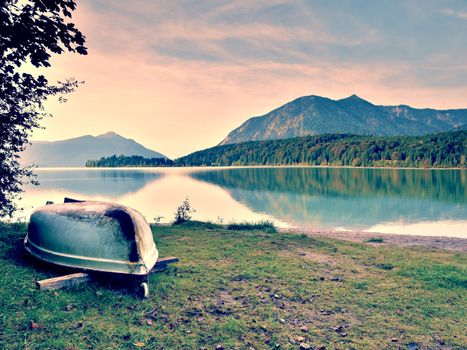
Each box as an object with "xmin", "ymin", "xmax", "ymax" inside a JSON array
[{"xmin": 17, "ymin": 167, "xmax": 467, "ymax": 238}]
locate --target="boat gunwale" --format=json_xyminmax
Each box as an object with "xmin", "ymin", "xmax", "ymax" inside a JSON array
[{"xmin": 24, "ymin": 236, "xmax": 158, "ymax": 276}]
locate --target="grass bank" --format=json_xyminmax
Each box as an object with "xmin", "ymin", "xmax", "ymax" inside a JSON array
[{"xmin": 0, "ymin": 222, "xmax": 465, "ymax": 349}]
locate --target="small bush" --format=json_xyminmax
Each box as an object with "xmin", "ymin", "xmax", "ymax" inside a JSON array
[
  {"xmin": 365, "ymin": 237, "xmax": 385, "ymax": 243},
  {"xmin": 227, "ymin": 220, "xmax": 276, "ymax": 233},
  {"xmin": 173, "ymin": 197, "xmax": 196, "ymax": 225},
  {"xmin": 153, "ymin": 215, "xmax": 164, "ymax": 225}
]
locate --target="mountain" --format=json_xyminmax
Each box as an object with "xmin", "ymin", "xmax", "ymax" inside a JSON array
[
  {"xmin": 219, "ymin": 94, "xmax": 467, "ymax": 145},
  {"xmin": 20, "ymin": 131, "xmax": 167, "ymax": 167}
]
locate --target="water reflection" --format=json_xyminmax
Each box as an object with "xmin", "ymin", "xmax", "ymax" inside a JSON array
[
  {"xmin": 16, "ymin": 167, "xmax": 467, "ymax": 237},
  {"xmin": 29, "ymin": 169, "xmax": 163, "ymax": 197},
  {"xmin": 190, "ymin": 167, "xmax": 467, "ymax": 236},
  {"xmin": 190, "ymin": 167, "xmax": 466, "ymax": 202},
  {"xmin": 18, "ymin": 168, "xmax": 282, "ymax": 226}
]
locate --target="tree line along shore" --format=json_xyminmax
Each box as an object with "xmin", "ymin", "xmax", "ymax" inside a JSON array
[{"xmin": 85, "ymin": 130, "xmax": 466, "ymax": 168}]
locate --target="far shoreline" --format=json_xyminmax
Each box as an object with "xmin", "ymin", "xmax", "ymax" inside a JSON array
[{"xmin": 34, "ymin": 164, "xmax": 467, "ymax": 171}]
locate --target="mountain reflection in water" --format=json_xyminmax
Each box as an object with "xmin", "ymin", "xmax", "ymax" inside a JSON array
[
  {"xmin": 190, "ymin": 167, "xmax": 467, "ymax": 234},
  {"xmin": 17, "ymin": 167, "xmax": 466, "ymax": 237},
  {"xmin": 29, "ymin": 169, "xmax": 163, "ymax": 197}
]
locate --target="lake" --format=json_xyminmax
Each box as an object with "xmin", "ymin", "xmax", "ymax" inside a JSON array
[{"xmin": 17, "ymin": 167, "xmax": 467, "ymax": 238}]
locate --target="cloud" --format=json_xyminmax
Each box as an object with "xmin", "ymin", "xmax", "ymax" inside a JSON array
[
  {"xmin": 30, "ymin": 0, "xmax": 467, "ymax": 158},
  {"xmin": 440, "ymin": 8, "xmax": 467, "ymax": 20}
]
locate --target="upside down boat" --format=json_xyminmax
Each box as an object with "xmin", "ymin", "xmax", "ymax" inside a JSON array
[{"xmin": 24, "ymin": 199, "xmax": 158, "ymax": 294}]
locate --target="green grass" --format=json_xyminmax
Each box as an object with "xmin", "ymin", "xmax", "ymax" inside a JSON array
[
  {"xmin": 226, "ymin": 220, "xmax": 277, "ymax": 233},
  {"xmin": 0, "ymin": 222, "xmax": 466, "ymax": 349}
]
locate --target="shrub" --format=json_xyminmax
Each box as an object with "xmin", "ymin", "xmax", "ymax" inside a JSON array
[
  {"xmin": 173, "ymin": 198, "xmax": 196, "ymax": 225},
  {"xmin": 365, "ymin": 237, "xmax": 385, "ymax": 243}
]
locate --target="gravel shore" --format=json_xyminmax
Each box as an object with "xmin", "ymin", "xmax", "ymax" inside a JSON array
[{"xmin": 281, "ymin": 227, "xmax": 467, "ymax": 252}]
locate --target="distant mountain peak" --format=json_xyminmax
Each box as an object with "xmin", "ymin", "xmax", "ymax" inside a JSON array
[
  {"xmin": 339, "ymin": 94, "xmax": 366, "ymax": 102},
  {"xmin": 98, "ymin": 131, "xmax": 120, "ymax": 138},
  {"xmin": 21, "ymin": 132, "xmax": 167, "ymax": 167},
  {"xmin": 219, "ymin": 94, "xmax": 467, "ymax": 145}
]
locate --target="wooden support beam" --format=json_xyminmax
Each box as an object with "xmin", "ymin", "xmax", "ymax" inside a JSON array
[
  {"xmin": 36, "ymin": 256, "xmax": 179, "ymax": 290},
  {"xmin": 152, "ymin": 256, "xmax": 179, "ymax": 273},
  {"xmin": 156, "ymin": 256, "xmax": 179, "ymax": 266},
  {"xmin": 37, "ymin": 272, "xmax": 92, "ymax": 291}
]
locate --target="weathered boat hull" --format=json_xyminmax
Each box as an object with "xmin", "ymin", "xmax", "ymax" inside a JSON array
[{"xmin": 24, "ymin": 201, "xmax": 158, "ymax": 275}]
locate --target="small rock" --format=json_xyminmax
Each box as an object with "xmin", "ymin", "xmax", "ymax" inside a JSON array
[
  {"xmin": 407, "ymin": 342, "xmax": 419, "ymax": 350},
  {"xmin": 330, "ymin": 276, "xmax": 344, "ymax": 282},
  {"xmin": 133, "ymin": 342, "xmax": 145, "ymax": 347},
  {"xmin": 396, "ymin": 308, "xmax": 404, "ymax": 315},
  {"xmin": 29, "ymin": 322, "xmax": 41, "ymax": 330},
  {"xmin": 289, "ymin": 338, "xmax": 297, "ymax": 345},
  {"xmin": 340, "ymin": 332, "xmax": 347, "ymax": 337},
  {"xmin": 279, "ymin": 318, "xmax": 286, "ymax": 323},
  {"xmin": 390, "ymin": 337, "xmax": 399, "ymax": 342},
  {"xmin": 300, "ymin": 325, "xmax": 308, "ymax": 333},
  {"xmin": 334, "ymin": 325, "xmax": 343, "ymax": 332},
  {"xmin": 215, "ymin": 345, "xmax": 224, "ymax": 350},
  {"xmin": 296, "ymin": 336, "xmax": 305, "ymax": 342},
  {"xmin": 64, "ymin": 304, "xmax": 76, "ymax": 312},
  {"xmin": 146, "ymin": 319, "xmax": 153, "ymax": 326},
  {"xmin": 299, "ymin": 343, "xmax": 311, "ymax": 350},
  {"xmin": 316, "ymin": 346, "xmax": 326, "ymax": 350}
]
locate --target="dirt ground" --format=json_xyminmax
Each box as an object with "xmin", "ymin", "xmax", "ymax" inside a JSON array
[{"xmin": 282, "ymin": 227, "xmax": 467, "ymax": 252}]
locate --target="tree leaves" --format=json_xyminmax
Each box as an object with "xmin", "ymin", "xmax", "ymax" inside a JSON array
[{"xmin": 0, "ymin": 0, "xmax": 87, "ymax": 217}]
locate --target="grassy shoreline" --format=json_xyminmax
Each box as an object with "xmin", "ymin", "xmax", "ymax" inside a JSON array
[{"xmin": 1, "ymin": 222, "xmax": 466, "ymax": 349}]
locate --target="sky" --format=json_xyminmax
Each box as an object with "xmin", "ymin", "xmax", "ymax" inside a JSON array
[{"xmin": 32, "ymin": 0, "xmax": 467, "ymax": 158}]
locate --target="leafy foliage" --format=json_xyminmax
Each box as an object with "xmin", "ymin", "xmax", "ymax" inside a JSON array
[
  {"xmin": 86, "ymin": 154, "xmax": 173, "ymax": 167},
  {"xmin": 177, "ymin": 131, "xmax": 466, "ymax": 168},
  {"xmin": 0, "ymin": 0, "xmax": 87, "ymax": 217}
]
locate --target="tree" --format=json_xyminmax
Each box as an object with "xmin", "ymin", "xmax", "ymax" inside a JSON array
[{"xmin": 0, "ymin": 0, "xmax": 87, "ymax": 217}]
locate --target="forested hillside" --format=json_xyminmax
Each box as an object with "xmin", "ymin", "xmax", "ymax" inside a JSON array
[{"xmin": 178, "ymin": 131, "xmax": 466, "ymax": 168}]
